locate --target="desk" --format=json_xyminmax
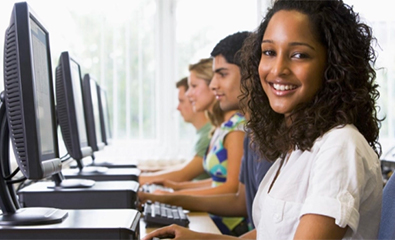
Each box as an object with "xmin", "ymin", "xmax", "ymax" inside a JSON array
[{"xmin": 140, "ymin": 212, "xmax": 221, "ymax": 238}]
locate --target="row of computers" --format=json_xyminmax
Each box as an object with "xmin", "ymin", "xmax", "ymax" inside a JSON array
[{"xmin": 0, "ymin": 2, "xmax": 142, "ymax": 239}]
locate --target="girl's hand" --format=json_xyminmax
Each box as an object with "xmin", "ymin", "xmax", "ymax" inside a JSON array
[
  {"xmin": 142, "ymin": 224, "xmax": 203, "ymax": 240},
  {"xmin": 162, "ymin": 179, "xmax": 181, "ymax": 190}
]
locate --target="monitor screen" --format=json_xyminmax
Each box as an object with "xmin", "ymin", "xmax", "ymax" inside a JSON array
[
  {"xmin": 30, "ymin": 18, "xmax": 56, "ymax": 159},
  {"xmin": 55, "ymin": 51, "xmax": 92, "ymax": 161},
  {"xmin": 90, "ymin": 80, "xmax": 103, "ymax": 146},
  {"xmin": 70, "ymin": 59, "xmax": 89, "ymax": 148},
  {"xmin": 98, "ymin": 86, "xmax": 112, "ymax": 145},
  {"xmin": 82, "ymin": 74, "xmax": 105, "ymax": 152}
]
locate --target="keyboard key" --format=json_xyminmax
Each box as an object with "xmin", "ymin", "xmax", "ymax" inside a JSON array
[{"xmin": 143, "ymin": 201, "xmax": 190, "ymax": 227}]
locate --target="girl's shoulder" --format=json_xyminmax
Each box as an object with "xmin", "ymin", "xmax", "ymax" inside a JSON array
[
  {"xmin": 314, "ymin": 124, "xmax": 375, "ymax": 155},
  {"xmin": 321, "ymin": 124, "xmax": 363, "ymax": 142},
  {"xmin": 221, "ymin": 112, "xmax": 246, "ymax": 131}
]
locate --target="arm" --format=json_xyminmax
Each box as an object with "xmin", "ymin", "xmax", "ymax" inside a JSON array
[
  {"xmin": 139, "ymin": 183, "xmax": 248, "ymax": 217},
  {"xmin": 163, "ymin": 131, "xmax": 245, "ymax": 196},
  {"xmin": 141, "ymin": 224, "xmax": 240, "ymax": 240},
  {"xmin": 163, "ymin": 178, "xmax": 213, "ymax": 191},
  {"xmin": 293, "ymin": 214, "xmax": 348, "ymax": 239},
  {"xmin": 240, "ymin": 229, "xmax": 256, "ymax": 239},
  {"xmin": 139, "ymin": 155, "xmax": 205, "ymax": 185}
]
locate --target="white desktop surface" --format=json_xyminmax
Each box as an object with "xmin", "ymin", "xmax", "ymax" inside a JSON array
[{"xmin": 140, "ymin": 211, "xmax": 221, "ymax": 238}]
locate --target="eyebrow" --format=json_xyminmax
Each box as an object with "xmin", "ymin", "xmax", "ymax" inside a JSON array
[
  {"xmin": 214, "ymin": 68, "xmax": 227, "ymax": 73},
  {"xmin": 261, "ymin": 39, "xmax": 316, "ymax": 50}
]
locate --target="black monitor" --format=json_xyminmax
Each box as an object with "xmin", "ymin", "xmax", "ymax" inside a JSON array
[
  {"xmin": 82, "ymin": 74, "xmax": 105, "ymax": 153},
  {"xmin": 56, "ymin": 51, "xmax": 93, "ymax": 161},
  {"xmin": 0, "ymin": 1, "xmax": 67, "ymax": 225},
  {"xmin": 97, "ymin": 86, "xmax": 112, "ymax": 145},
  {"xmin": 53, "ymin": 51, "xmax": 97, "ymax": 187}
]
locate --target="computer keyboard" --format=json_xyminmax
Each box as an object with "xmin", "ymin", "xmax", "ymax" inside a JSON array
[
  {"xmin": 141, "ymin": 183, "xmax": 174, "ymax": 193},
  {"xmin": 143, "ymin": 201, "xmax": 190, "ymax": 227}
]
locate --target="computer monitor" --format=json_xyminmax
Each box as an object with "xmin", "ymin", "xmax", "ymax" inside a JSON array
[
  {"xmin": 97, "ymin": 86, "xmax": 112, "ymax": 145},
  {"xmin": 56, "ymin": 51, "xmax": 93, "ymax": 161},
  {"xmin": 82, "ymin": 74, "xmax": 105, "ymax": 153},
  {"xmin": 53, "ymin": 51, "xmax": 96, "ymax": 187},
  {"xmin": 0, "ymin": 1, "xmax": 68, "ymax": 225}
]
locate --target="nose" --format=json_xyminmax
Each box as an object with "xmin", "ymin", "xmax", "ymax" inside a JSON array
[
  {"xmin": 209, "ymin": 76, "xmax": 218, "ymax": 91},
  {"xmin": 176, "ymin": 103, "xmax": 181, "ymax": 111},
  {"xmin": 185, "ymin": 89, "xmax": 191, "ymax": 98},
  {"xmin": 271, "ymin": 55, "xmax": 290, "ymax": 77}
]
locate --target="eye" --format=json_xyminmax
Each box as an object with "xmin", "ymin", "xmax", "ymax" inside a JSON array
[
  {"xmin": 262, "ymin": 49, "xmax": 276, "ymax": 57},
  {"xmin": 292, "ymin": 52, "xmax": 309, "ymax": 59}
]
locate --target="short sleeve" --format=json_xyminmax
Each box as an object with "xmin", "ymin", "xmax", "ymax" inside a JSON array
[
  {"xmin": 299, "ymin": 134, "xmax": 371, "ymax": 233},
  {"xmin": 194, "ymin": 124, "xmax": 211, "ymax": 158},
  {"xmin": 194, "ymin": 135, "xmax": 210, "ymax": 158}
]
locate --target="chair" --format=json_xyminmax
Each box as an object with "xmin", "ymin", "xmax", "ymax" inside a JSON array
[{"xmin": 378, "ymin": 174, "xmax": 395, "ymax": 239}]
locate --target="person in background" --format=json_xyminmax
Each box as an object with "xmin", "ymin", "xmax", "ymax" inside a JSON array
[
  {"xmin": 139, "ymin": 77, "xmax": 211, "ymax": 184},
  {"xmin": 140, "ymin": 58, "xmax": 223, "ymax": 190},
  {"xmin": 140, "ymin": 31, "xmax": 250, "ymax": 236},
  {"xmin": 142, "ymin": 0, "xmax": 383, "ymax": 239}
]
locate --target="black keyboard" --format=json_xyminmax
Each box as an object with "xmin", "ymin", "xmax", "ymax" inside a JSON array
[
  {"xmin": 143, "ymin": 201, "xmax": 190, "ymax": 227},
  {"xmin": 141, "ymin": 183, "xmax": 174, "ymax": 193}
]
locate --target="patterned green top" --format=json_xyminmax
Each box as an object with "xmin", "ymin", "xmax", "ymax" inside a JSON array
[{"xmin": 203, "ymin": 112, "xmax": 246, "ymax": 234}]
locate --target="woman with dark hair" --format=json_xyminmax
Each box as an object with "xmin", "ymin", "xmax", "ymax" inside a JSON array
[
  {"xmin": 240, "ymin": 0, "xmax": 382, "ymax": 239},
  {"xmin": 142, "ymin": 1, "xmax": 383, "ymax": 239}
]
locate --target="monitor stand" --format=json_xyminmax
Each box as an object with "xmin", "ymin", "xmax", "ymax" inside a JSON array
[
  {"xmin": 48, "ymin": 178, "xmax": 95, "ymax": 189},
  {"xmin": 49, "ymin": 172, "xmax": 95, "ymax": 189},
  {"xmin": 0, "ymin": 209, "xmax": 141, "ymax": 239},
  {"xmin": 78, "ymin": 166, "xmax": 109, "ymax": 173},
  {"xmin": 61, "ymin": 167, "xmax": 141, "ymax": 182},
  {"xmin": 0, "ymin": 207, "xmax": 68, "ymax": 226},
  {"xmin": 69, "ymin": 155, "xmax": 137, "ymax": 169},
  {"xmin": 90, "ymin": 160, "xmax": 137, "ymax": 168}
]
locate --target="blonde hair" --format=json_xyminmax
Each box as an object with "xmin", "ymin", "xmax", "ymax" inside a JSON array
[
  {"xmin": 188, "ymin": 58, "xmax": 213, "ymax": 84},
  {"xmin": 188, "ymin": 58, "xmax": 224, "ymax": 130}
]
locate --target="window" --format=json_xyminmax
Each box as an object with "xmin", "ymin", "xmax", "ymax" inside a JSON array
[
  {"xmin": 0, "ymin": 0, "xmax": 264, "ymax": 164},
  {"xmin": 174, "ymin": 0, "xmax": 262, "ymax": 160}
]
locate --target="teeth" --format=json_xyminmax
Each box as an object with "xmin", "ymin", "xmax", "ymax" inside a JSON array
[{"xmin": 273, "ymin": 83, "xmax": 296, "ymax": 91}]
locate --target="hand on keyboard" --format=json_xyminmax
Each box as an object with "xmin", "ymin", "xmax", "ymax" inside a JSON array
[
  {"xmin": 141, "ymin": 183, "xmax": 174, "ymax": 193},
  {"xmin": 149, "ymin": 179, "xmax": 182, "ymax": 191},
  {"xmin": 141, "ymin": 224, "xmax": 197, "ymax": 240},
  {"xmin": 143, "ymin": 201, "xmax": 190, "ymax": 227}
]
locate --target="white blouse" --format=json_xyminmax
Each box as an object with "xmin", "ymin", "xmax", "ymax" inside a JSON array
[{"xmin": 253, "ymin": 125, "xmax": 382, "ymax": 239}]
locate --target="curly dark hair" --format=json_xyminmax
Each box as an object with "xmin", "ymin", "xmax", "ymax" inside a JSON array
[
  {"xmin": 239, "ymin": 0, "xmax": 382, "ymax": 161},
  {"xmin": 211, "ymin": 31, "xmax": 250, "ymax": 67}
]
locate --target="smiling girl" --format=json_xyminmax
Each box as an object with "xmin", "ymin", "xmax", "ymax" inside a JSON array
[{"xmin": 240, "ymin": 0, "xmax": 383, "ymax": 239}]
